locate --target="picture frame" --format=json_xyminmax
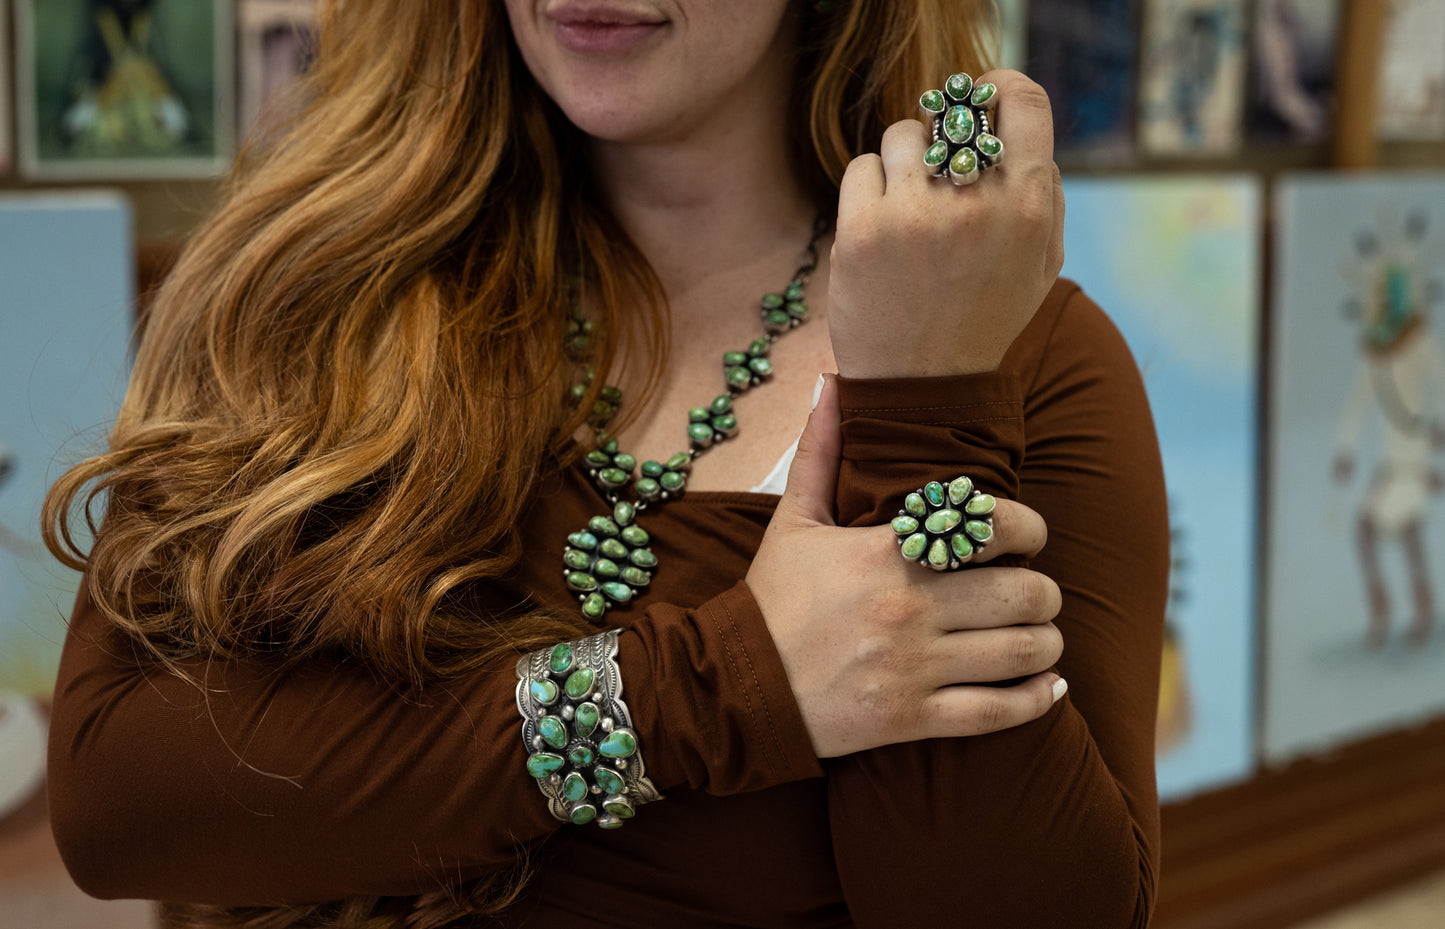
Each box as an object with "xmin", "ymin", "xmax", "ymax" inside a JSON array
[
  {"xmin": 237, "ymin": 0, "xmax": 316, "ymax": 145},
  {"xmin": 16, "ymin": 0, "xmax": 235, "ymax": 180}
]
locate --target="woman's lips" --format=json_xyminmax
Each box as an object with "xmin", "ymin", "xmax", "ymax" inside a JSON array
[{"xmin": 551, "ymin": 10, "xmax": 667, "ymax": 54}]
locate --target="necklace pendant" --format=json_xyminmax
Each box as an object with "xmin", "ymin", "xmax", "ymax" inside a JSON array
[
  {"xmin": 563, "ymin": 501, "xmax": 657, "ymax": 619},
  {"xmin": 585, "ymin": 436, "xmax": 638, "ymax": 497},
  {"xmin": 635, "ymin": 453, "xmax": 692, "ymax": 502},
  {"xmin": 723, "ymin": 339, "xmax": 774, "ymax": 393},
  {"xmin": 760, "ymin": 280, "xmax": 808, "ymax": 333}
]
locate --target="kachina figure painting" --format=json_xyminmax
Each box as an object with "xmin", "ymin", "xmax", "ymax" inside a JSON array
[
  {"xmin": 17, "ymin": 0, "xmax": 233, "ymax": 178},
  {"xmin": 1267, "ymin": 174, "xmax": 1445, "ymax": 765}
]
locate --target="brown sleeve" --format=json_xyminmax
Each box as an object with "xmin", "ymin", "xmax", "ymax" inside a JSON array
[
  {"xmin": 825, "ymin": 285, "xmax": 1166, "ymax": 928},
  {"xmin": 48, "ymin": 580, "xmax": 820, "ymax": 905}
]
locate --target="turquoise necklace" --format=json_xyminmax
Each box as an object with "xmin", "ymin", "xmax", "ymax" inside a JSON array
[{"xmin": 561, "ymin": 223, "xmax": 825, "ymax": 620}]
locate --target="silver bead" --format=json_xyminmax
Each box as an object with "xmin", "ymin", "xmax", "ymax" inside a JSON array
[
  {"xmin": 615, "ymin": 759, "xmax": 628, "ymax": 770},
  {"xmin": 602, "ymin": 717, "xmax": 615, "ymax": 732},
  {"xmin": 531, "ymin": 735, "xmax": 543, "ymax": 750},
  {"xmin": 561, "ymin": 705, "xmax": 575, "ymax": 721}
]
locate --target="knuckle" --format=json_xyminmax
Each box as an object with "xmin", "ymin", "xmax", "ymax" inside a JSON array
[
  {"xmin": 969, "ymin": 694, "xmax": 1009, "ymax": 735},
  {"xmin": 1010, "ymin": 631, "xmax": 1043, "ymax": 674}
]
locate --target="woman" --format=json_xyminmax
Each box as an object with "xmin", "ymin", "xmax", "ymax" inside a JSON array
[{"xmin": 44, "ymin": 1, "xmax": 1168, "ymax": 926}]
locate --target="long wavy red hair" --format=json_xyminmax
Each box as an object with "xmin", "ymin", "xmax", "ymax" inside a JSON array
[{"xmin": 44, "ymin": 0, "xmax": 994, "ymax": 924}]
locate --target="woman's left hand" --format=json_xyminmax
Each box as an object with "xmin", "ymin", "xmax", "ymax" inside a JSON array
[{"xmin": 827, "ymin": 70, "xmax": 1065, "ymax": 378}]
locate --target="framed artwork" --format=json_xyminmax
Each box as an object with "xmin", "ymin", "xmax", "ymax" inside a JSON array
[
  {"xmin": 1266, "ymin": 174, "xmax": 1445, "ymax": 764},
  {"xmin": 237, "ymin": 0, "xmax": 316, "ymax": 144},
  {"xmin": 1061, "ymin": 175, "xmax": 1262, "ymax": 801},
  {"xmin": 1247, "ymin": 0, "xmax": 1342, "ymax": 143},
  {"xmin": 16, "ymin": 0, "xmax": 234, "ymax": 179},
  {"xmin": 0, "ymin": 191, "xmax": 132, "ymax": 850},
  {"xmin": 1138, "ymin": 0, "xmax": 1247, "ymax": 155},
  {"xmin": 0, "ymin": 1, "xmax": 11, "ymax": 175},
  {"xmin": 989, "ymin": 0, "xmax": 1028, "ymax": 73},
  {"xmin": 1028, "ymin": 0, "xmax": 1140, "ymax": 160},
  {"xmin": 1376, "ymin": 0, "xmax": 1445, "ymax": 141}
]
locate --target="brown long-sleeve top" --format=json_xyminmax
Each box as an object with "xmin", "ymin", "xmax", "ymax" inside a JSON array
[{"xmin": 49, "ymin": 280, "xmax": 1168, "ymax": 928}]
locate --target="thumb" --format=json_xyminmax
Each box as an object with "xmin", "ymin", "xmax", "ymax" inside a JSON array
[{"xmin": 775, "ymin": 374, "xmax": 842, "ymax": 527}]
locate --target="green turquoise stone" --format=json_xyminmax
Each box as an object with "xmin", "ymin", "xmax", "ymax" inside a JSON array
[
  {"xmin": 688, "ymin": 407, "xmax": 709, "ymax": 422},
  {"xmin": 562, "ymin": 772, "xmax": 588, "ymax": 802},
  {"xmin": 924, "ymin": 140, "xmax": 950, "ymax": 167},
  {"xmin": 712, "ymin": 414, "xmax": 738, "ymax": 435},
  {"xmin": 585, "ymin": 450, "xmax": 611, "ymax": 467},
  {"xmin": 749, "ymin": 338, "xmax": 771, "ymax": 355},
  {"xmin": 599, "ymin": 729, "xmax": 638, "ymax": 759},
  {"xmin": 924, "ymin": 508, "xmax": 962, "ymax": 534},
  {"xmin": 765, "ymin": 310, "xmax": 791, "ymax": 330},
  {"xmin": 549, "ymin": 642, "xmax": 574, "ymax": 674},
  {"xmin": 723, "ymin": 350, "xmax": 748, "ymax": 365},
  {"xmin": 594, "ymin": 767, "xmax": 625, "ymax": 794},
  {"xmin": 621, "ymin": 526, "xmax": 650, "ymax": 546},
  {"xmin": 566, "ymin": 572, "xmax": 597, "ymax": 592},
  {"xmin": 630, "ymin": 548, "xmax": 658, "ymax": 569},
  {"xmin": 945, "ymin": 72, "xmax": 973, "ymax": 101},
  {"xmin": 660, "ymin": 471, "xmax": 687, "ymax": 492},
  {"xmin": 563, "ymin": 549, "xmax": 592, "ymax": 572},
  {"xmin": 621, "ymin": 566, "xmax": 652, "ymax": 588},
  {"xmin": 566, "ymin": 667, "xmax": 596, "ymax": 699},
  {"xmin": 600, "ymin": 385, "xmax": 622, "ymax": 404},
  {"xmin": 593, "ymin": 558, "xmax": 619, "ymax": 579},
  {"xmin": 920, "ymin": 88, "xmax": 946, "ymax": 113},
  {"xmin": 924, "ymin": 481, "xmax": 946, "ymax": 507},
  {"xmin": 634, "ymin": 477, "xmax": 661, "ymax": 498},
  {"xmin": 978, "ymin": 133, "xmax": 1003, "ymax": 158},
  {"xmin": 710, "ymin": 395, "xmax": 733, "ymax": 415},
  {"xmin": 641, "ymin": 460, "xmax": 665, "ymax": 478},
  {"xmin": 526, "ymin": 752, "xmax": 565, "ymax": 778},
  {"xmin": 900, "ymin": 532, "xmax": 928, "ymax": 561},
  {"xmin": 891, "ymin": 515, "xmax": 920, "ymax": 536},
  {"xmin": 905, "ymin": 493, "xmax": 927, "ymax": 518},
  {"xmin": 613, "ymin": 453, "xmax": 637, "ymax": 471},
  {"xmin": 588, "ymin": 516, "xmax": 619, "ymax": 537},
  {"xmin": 971, "ymin": 81, "xmax": 997, "ymax": 107},
  {"xmin": 965, "ymin": 493, "xmax": 996, "ymax": 517},
  {"xmin": 599, "ymin": 538, "xmax": 628, "ymax": 560},
  {"xmin": 727, "ymin": 366, "xmax": 753, "ymax": 389},
  {"xmin": 530, "ymin": 678, "xmax": 560, "ymax": 706},
  {"xmin": 568, "ymin": 743, "xmax": 597, "ymax": 766},
  {"xmin": 688, "ymin": 423, "xmax": 714, "ymax": 446},
  {"xmin": 601, "ymin": 581, "xmax": 634, "ymax": 603},
  {"xmin": 928, "ymin": 538, "xmax": 950, "ymax": 569},
  {"xmin": 666, "ymin": 453, "xmax": 692, "ymax": 471},
  {"xmin": 570, "ymin": 803, "xmax": 598, "ymax": 825},
  {"xmin": 539, "ymin": 715, "xmax": 568, "ymax": 749},
  {"xmin": 575, "ymin": 702, "xmax": 600, "ymax": 737},
  {"xmin": 785, "ymin": 281, "xmax": 805, "ymax": 301},
  {"xmin": 599, "ymin": 467, "xmax": 629, "ymax": 486},
  {"xmin": 947, "ymin": 477, "xmax": 974, "ymax": 506},
  {"xmin": 749, "ymin": 358, "xmax": 773, "ymax": 377},
  {"xmin": 786, "ymin": 301, "xmax": 808, "ymax": 320},
  {"xmin": 761, "ymin": 293, "xmax": 785, "ymax": 310},
  {"xmin": 581, "ymin": 593, "xmax": 608, "ymax": 619},
  {"xmin": 949, "ymin": 147, "xmax": 978, "ymax": 179},
  {"xmin": 943, "ymin": 105, "xmax": 975, "ymax": 144},
  {"xmin": 966, "ymin": 519, "xmax": 993, "ymax": 543},
  {"xmin": 951, "ymin": 532, "xmax": 974, "ymax": 562},
  {"xmin": 603, "ymin": 796, "xmax": 635, "ymax": 819},
  {"xmin": 614, "ymin": 501, "xmax": 635, "ymax": 525}
]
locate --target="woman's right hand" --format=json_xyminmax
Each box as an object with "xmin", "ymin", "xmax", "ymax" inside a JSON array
[{"xmin": 745, "ymin": 375, "xmax": 1065, "ymax": 758}]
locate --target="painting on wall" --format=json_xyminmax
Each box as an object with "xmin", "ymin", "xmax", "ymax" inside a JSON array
[
  {"xmin": 1138, "ymin": 0, "xmax": 1248, "ymax": 155},
  {"xmin": 1266, "ymin": 174, "xmax": 1445, "ymax": 764},
  {"xmin": 1028, "ymin": 0, "xmax": 1140, "ymax": 161},
  {"xmin": 16, "ymin": 0, "xmax": 234, "ymax": 179},
  {"xmin": 1376, "ymin": 0, "xmax": 1445, "ymax": 141},
  {"xmin": 989, "ymin": 0, "xmax": 1028, "ymax": 73},
  {"xmin": 1247, "ymin": 0, "xmax": 1341, "ymax": 143},
  {"xmin": 1061, "ymin": 175, "xmax": 1262, "ymax": 800},
  {"xmin": 237, "ymin": 0, "xmax": 316, "ymax": 145},
  {"xmin": 0, "ymin": 192, "xmax": 132, "ymax": 831}
]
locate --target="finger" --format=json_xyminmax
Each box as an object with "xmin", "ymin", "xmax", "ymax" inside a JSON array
[
  {"xmin": 980, "ymin": 69, "xmax": 1055, "ymax": 174},
  {"xmin": 774, "ymin": 374, "xmax": 842, "ymax": 528},
  {"xmin": 925, "ymin": 566, "xmax": 1063, "ymax": 631},
  {"xmin": 919, "ymin": 671, "xmax": 1068, "ymax": 739},
  {"xmin": 970, "ymin": 499, "xmax": 1048, "ymax": 562},
  {"xmin": 1045, "ymin": 161, "xmax": 1065, "ymax": 281},
  {"xmin": 925, "ymin": 622, "xmax": 1064, "ymax": 685},
  {"xmin": 878, "ymin": 118, "xmax": 931, "ymax": 193},
  {"xmin": 838, "ymin": 152, "xmax": 885, "ymax": 231}
]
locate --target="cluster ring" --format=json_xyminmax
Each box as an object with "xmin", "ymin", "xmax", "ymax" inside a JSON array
[
  {"xmin": 892, "ymin": 476, "xmax": 997, "ymax": 571},
  {"xmin": 919, "ymin": 72, "xmax": 1004, "ymax": 186}
]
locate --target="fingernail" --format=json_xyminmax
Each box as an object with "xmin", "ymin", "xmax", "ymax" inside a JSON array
[
  {"xmin": 1051, "ymin": 676, "xmax": 1068, "ymax": 704},
  {"xmin": 811, "ymin": 374, "xmax": 825, "ymax": 410}
]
